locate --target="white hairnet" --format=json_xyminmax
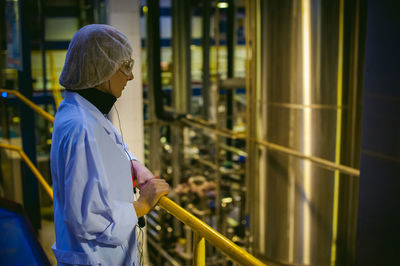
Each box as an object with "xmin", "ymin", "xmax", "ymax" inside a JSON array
[{"xmin": 59, "ymin": 24, "xmax": 133, "ymax": 90}]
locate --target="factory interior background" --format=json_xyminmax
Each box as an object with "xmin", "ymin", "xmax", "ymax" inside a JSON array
[{"xmin": 0, "ymin": 0, "xmax": 399, "ymax": 265}]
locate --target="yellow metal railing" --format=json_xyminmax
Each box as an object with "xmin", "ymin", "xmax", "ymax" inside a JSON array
[
  {"xmin": 159, "ymin": 197, "xmax": 264, "ymax": 265},
  {"xmin": 0, "ymin": 89, "xmax": 54, "ymax": 123},
  {"xmin": 0, "ymin": 89, "xmax": 266, "ymax": 266},
  {"xmin": 49, "ymin": 52, "xmax": 63, "ymax": 109},
  {"xmin": 0, "ymin": 143, "xmax": 53, "ymax": 199},
  {"xmin": 193, "ymin": 232, "xmax": 205, "ymax": 266}
]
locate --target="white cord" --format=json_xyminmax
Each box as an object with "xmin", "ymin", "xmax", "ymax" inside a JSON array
[{"xmin": 114, "ymin": 105, "xmax": 144, "ymax": 265}]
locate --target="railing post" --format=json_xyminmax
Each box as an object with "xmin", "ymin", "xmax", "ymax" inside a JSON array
[
  {"xmin": 193, "ymin": 232, "xmax": 205, "ymax": 266},
  {"xmin": 17, "ymin": 0, "xmax": 41, "ymax": 231}
]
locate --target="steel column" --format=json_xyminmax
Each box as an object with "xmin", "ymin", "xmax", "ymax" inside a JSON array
[
  {"xmin": 17, "ymin": 0, "xmax": 41, "ymax": 230},
  {"xmin": 202, "ymin": 0, "xmax": 211, "ymax": 120},
  {"xmin": 171, "ymin": 0, "xmax": 191, "ymax": 114},
  {"xmin": 146, "ymin": 0, "xmax": 162, "ymax": 174},
  {"xmin": 226, "ymin": 0, "xmax": 236, "ymax": 160},
  {"xmin": 39, "ymin": 0, "xmax": 47, "ymax": 94},
  {"xmin": 171, "ymin": 0, "xmax": 191, "ymax": 187}
]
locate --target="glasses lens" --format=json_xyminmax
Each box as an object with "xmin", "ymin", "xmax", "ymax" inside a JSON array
[{"xmin": 121, "ymin": 59, "xmax": 134, "ymax": 75}]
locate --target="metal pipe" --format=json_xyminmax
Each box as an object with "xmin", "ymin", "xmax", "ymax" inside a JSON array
[
  {"xmin": 342, "ymin": 1, "xmax": 366, "ymax": 264},
  {"xmin": 202, "ymin": 0, "xmax": 211, "ymax": 120},
  {"xmin": 185, "ymin": 225, "xmax": 192, "ymax": 265},
  {"xmin": 39, "ymin": 0, "xmax": 47, "ymax": 95},
  {"xmin": 158, "ymin": 197, "xmax": 266, "ymax": 266},
  {"xmin": 189, "ymin": 155, "xmax": 219, "ymax": 170},
  {"xmin": 17, "ymin": 0, "xmax": 41, "ymax": 230},
  {"xmin": 147, "ymin": 237, "xmax": 182, "ymax": 266},
  {"xmin": 172, "ymin": 0, "xmax": 191, "ymax": 114},
  {"xmin": 226, "ymin": 0, "xmax": 236, "ymax": 161},
  {"xmin": 266, "ymin": 102, "xmax": 346, "ymax": 110},
  {"xmin": 219, "ymin": 143, "xmax": 248, "ymax": 157},
  {"xmin": 253, "ymin": 138, "xmax": 360, "ymax": 176},
  {"xmin": 193, "ymin": 232, "xmax": 206, "ymax": 266},
  {"xmin": 214, "ymin": 6, "xmax": 222, "ymax": 234},
  {"xmin": 180, "ymin": 117, "xmax": 246, "ymax": 139},
  {"xmin": 330, "ymin": 0, "xmax": 345, "ymax": 263},
  {"xmin": 0, "ymin": 143, "xmax": 53, "ymax": 199},
  {"xmin": 244, "ymin": 0, "xmax": 253, "ymax": 251},
  {"xmin": 147, "ymin": 0, "xmax": 175, "ymax": 121}
]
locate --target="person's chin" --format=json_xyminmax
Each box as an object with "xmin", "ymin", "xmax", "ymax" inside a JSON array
[{"xmin": 116, "ymin": 90, "xmax": 123, "ymax": 98}]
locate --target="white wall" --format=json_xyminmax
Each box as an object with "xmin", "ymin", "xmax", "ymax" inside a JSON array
[{"xmin": 107, "ymin": 0, "xmax": 144, "ymax": 162}]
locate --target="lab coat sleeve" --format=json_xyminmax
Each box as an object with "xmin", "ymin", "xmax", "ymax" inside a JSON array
[{"xmin": 63, "ymin": 128, "xmax": 138, "ymax": 246}]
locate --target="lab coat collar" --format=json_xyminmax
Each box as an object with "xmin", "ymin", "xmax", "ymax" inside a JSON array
[
  {"xmin": 67, "ymin": 88, "xmax": 116, "ymax": 114},
  {"xmin": 64, "ymin": 91, "xmax": 113, "ymax": 124},
  {"xmin": 64, "ymin": 91, "xmax": 125, "ymax": 146}
]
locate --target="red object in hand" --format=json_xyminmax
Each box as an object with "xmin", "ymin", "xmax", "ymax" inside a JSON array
[{"xmin": 130, "ymin": 164, "xmax": 137, "ymax": 188}]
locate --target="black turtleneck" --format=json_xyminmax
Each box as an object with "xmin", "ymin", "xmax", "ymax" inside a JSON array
[{"xmin": 68, "ymin": 87, "xmax": 116, "ymax": 114}]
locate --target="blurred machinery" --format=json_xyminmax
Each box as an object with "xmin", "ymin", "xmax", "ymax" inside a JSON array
[
  {"xmin": 142, "ymin": 1, "xmax": 253, "ymax": 264},
  {"xmin": 142, "ymin": 0, "xmax": 366, "ymax": 265},
  {"xmin": 0, "ymin": 0, "xmax": 369, "ymax": 265}
]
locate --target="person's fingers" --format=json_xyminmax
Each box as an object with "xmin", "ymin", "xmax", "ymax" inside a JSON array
[
  {"xmin": 141, "ymin": 178, "xmax": 169, "ymax": 192},
  {"xmin": 135, "ymin": 176, "xmax": 171, "ymax": 216},
  {"xmin": 156, "ymin": 189, "xmax": 169, "ymax": 198},
  {"xmin": 155, "ymin": 184, "xmax": 170, "ymax": 193},
  {"xmin": 151, "ymin": 178, "xmax": 166, "ymax": 183},
  {"xmin": 143, "ymin": 179, "xmax": 169, "ymax": 190}
]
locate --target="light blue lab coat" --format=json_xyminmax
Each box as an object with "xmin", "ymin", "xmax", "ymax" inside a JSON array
[{"xmin": 50, "ymin": 91, "xmax": 140, "ymax": 265}]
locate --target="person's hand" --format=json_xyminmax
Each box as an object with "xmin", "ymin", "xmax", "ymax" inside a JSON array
[
  {"xmin": 133, "ymin": 177, "xmax": 169, "ymax": 217},
  {"xmin": 131, "ymin": 160, "xmax": 156, "ymax": 188}
]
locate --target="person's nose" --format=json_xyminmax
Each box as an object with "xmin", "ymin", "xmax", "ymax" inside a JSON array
[{"xmin": 128, "ymin": 71, "xmax": 134, "ymax": 80}]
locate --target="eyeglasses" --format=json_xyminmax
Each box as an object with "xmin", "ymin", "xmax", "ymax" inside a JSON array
[{"xmin": 120, "ymin": 58, "xmax": 134, "ymax": 76}]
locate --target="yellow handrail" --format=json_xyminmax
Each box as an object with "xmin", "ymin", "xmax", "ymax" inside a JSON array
[
  {"xmin": 159, "ymin": 197, "xmax": 265, "ymax": 265},
  {"xmin": 0, "ymin": 93, "xmax": 266, "ymax": 265},
  {"xmin": 0, "ymin": 143, "xmax": 53, "ymax": 199},
  {"xmin": 0, "ymin": 89, "xmax": 55, "ymax": 123}
]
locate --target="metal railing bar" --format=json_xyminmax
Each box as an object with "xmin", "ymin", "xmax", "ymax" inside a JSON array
[
  {"xmin": 0, "ymin": 89, "xmax": 55, "ymax": 123},
  {"xmin": 158, "ymin": 197, "xmax": 266, "ymax": 266},
  {"xmin": 180, "ymin": 118, "xmax": 246, "ymax": 139},
  {"xmin": 0, "ymin": 143, "xmax": 53, "ymax": 199},
  {"xmin": 253, "ymin": 138, "xmax": 360, "ymax": 176},
  {"xmin": 267, "ymin": 102, "xmax": 347, "ymax": 110},
  {"xmin": 189, "ymin": 155, "xmax": 219, "ymax": 170},
  {"xmin": 193, "ymin": 232, "xmax": 206, "ymax": 266},
  {"xmin": 147, "ymin": 237, "xmax": 182, "ymax": 266},
  {"xmin": 153, "ymin": 102, "xmax": 359, "ymax": 176},
  {"xmin": 179, "ymin": 116, "xmax": 359, "ymax": 176},
  {"xmin": 219, "ymin": 143, "xmax": 248, "ymax": 157}
]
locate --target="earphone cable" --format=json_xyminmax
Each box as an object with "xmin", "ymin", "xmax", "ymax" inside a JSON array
[{"xmin": 114, "ymin": 105, "xmax": 144, "ymax": 265}]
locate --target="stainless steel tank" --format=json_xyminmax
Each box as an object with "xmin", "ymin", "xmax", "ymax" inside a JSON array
[{"xmin": 247, "ymin": 0, "xmax": 365, "ymax": 265}]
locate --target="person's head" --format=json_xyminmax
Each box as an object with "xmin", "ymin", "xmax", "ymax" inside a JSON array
[{"xmin": 59, "ymin": 24, "xmax": 134, "ymax": 98}]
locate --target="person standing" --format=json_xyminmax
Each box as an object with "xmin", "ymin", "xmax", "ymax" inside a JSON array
[{"xmin": 50, "ymin": 24, "xmax": 169, "ymax": 265}]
